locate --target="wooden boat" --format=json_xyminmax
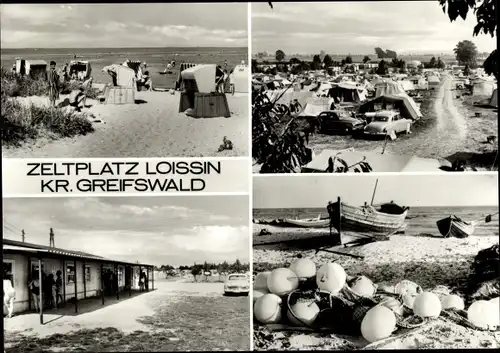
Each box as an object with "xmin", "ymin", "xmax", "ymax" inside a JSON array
[
  {"xmin": 284, "ymin": 215, "xmax": 329, "ymax": 228},
  {"xmin": 436, "ymin": 216, "xmax": 476, "ymax": 238},
  {"xmin": 327, "ymin": 200, "xmax": 409, "ymax": 233}
]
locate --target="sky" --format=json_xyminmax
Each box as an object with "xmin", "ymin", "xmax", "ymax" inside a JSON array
[
  {"xmin": 0, "ymin": 3, "xmax": 248, "ymax": 48},
  {"xmin": 3, "ymin": 196, "xmax": 249, "ymax": 266},
  {"xmin": 252, "ymin": 1, "xmax": 497, "ymax": 55},
  {"xmin": 253, "ymin": 174, "xmax": 498, "ymax": 208}
]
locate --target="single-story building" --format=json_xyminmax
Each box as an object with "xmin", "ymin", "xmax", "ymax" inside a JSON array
[{"xmin": 3, "ymin": 238, "xmax": 154, "ymax": 324}]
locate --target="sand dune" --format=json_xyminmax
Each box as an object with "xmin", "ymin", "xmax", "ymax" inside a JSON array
[{"xmin": 2, "ymin": 90, "xmax": 249, "ymax": 158}]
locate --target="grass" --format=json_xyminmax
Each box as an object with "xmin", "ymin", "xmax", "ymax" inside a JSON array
[
  {"xmin": 4, "ymin": 296, "xmax": 250, "ymax": 352},
  {"xmin": 1, "ymin": 67, "xmax": 95, "ymax": 147}
]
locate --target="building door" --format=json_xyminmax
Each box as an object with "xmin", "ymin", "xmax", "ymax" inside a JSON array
[{"xmin": 125, "ymin": 266, "xmax": 131, "ymax": 289}]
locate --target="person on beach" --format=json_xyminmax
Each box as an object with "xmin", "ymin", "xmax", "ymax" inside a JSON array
[
  {"xmin": 28, "ymin": 272, "xmax": 41, "ymax": 312},
  {"xmin": 45, "ymin": 273, "xmax": 56, "ymax": 309},
  {"xmin": 47, "ymin": 61, "xmax": 60, "ymax": 107},
  {"xmin": 3, "ymin": 271, "xmax": 16, "ymax": 318},
  {"xmin": 62, "ymin": 63, "xmax": 69, "ymax": 81},
  {"xmin": 138, "ymin": 272, "xmax": 145, "ymax": 292},
  {"xmin": 143, "ymin": 272, "xmax": 149, "ymax": 291},
  {"xmin": 142, "ymin": 71, "xmax": 153, "ymax": 91},
  {"xmin": 55, "ymin": 270, "xmax": 63, "ymax": 307}
]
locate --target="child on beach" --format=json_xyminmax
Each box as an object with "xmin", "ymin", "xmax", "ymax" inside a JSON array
[
  {"xmin": 47, "ymin": 61, "xmax": 60, "ymax": 107},
  {"xmin": 3, "ymin": 271, "xmax": 15, "ymax": 318}
]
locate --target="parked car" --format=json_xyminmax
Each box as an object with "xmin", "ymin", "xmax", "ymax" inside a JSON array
[
  {"xmin": 317, "ymin": 110, "xmax": 366, "ymax": 135},
  {"xmin": 363, "ymin": 110, "xmax": 412, "ymax": 138},
  {"xmin": 224, "ymin": 273, "xmax": 250, "ymax": 296}
]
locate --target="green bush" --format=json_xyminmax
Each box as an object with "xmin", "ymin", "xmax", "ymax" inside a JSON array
[{"xmin": 1, "ymin": 93, "xmax": 95, "ymax": 146}]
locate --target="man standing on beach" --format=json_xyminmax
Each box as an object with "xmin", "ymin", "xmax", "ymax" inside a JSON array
[{"xmin": 47, "ymin": 61, "xmax": 60, "ymax": 107}]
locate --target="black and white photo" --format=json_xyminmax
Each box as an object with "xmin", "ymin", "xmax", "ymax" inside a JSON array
[
  {"xmin": 251, "ymin": 1, "xmax": 497, "ymax": 173},
  {"xmin": 252, "ymin": 173, "xmax": 499, "ymax": 349},
  {"xmin": 1, "ymin": 3, "xmax": 249, "ymax": 158},
  {"xmin": 3, "ymin": 196, "xmax": 250, "ymax": 351}
]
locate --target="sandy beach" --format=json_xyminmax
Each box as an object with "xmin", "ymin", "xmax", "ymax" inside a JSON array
[
  {"xmin": 4, "ymin": 279, "xmax": 250, "ymax": 352},
  {"xmin": 2, "ymin": 90, "xmax": 249, "ymax": 158}
]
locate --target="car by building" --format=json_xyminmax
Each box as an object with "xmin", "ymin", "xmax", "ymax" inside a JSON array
[
  {"xmin": 317, "ymin": 110, "xmax": 366, "ymax": 135},
  {"xmin": 363, "ymin": 110, "xmax": 411, "ymax": 138},
  {"xmin": 223, "ymin": 273, "xmax": 249, "ymax": 296}
]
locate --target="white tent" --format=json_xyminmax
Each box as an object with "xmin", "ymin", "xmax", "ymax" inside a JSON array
[
  {"xmin": 230, "ymin": 65, "xmax": 249, "ymax": 93},
  {"xmin": 399, "ymin": 80, "xmax": 416, "ymax": 92},
  {"xmin": 298, "ymin": 97, "xmax": 334, "ymax": 117},
  {"xmin": 472, "ymin": 78, "xmax": 496, "ymax": 96},
  {"xmin": 374, "ymin": 80, "xmax": 405, "ymax": 97}
]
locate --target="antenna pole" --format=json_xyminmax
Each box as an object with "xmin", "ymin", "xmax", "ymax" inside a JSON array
[{"xmin": 22, "ymin": 229, "xmax": 25, "ymax": 242}]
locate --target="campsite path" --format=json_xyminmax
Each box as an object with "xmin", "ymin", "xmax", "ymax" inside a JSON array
[{"xmin": 2, "ymin": 92, "xmax": 249, "ymax": 158}]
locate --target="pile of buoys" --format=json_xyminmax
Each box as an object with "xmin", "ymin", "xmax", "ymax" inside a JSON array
[{"xmin": 254, "ymin": 261, "xmax": 500, "ymax": 345}]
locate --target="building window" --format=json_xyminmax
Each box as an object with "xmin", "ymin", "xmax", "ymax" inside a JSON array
[
  {"xmin": 117, "ymin": 267, "xmax": 124, "ymax": 286},
  {"xmin": 66, "ymin": 264, "xmax": 75, "ymax": 283},
  {"xmin": 85, "ymin": 265, "xmax": 91, "ymax": 282},
  {"xmin": 3, "ymin": 260, "xmax": 15, "ymax": 285}
]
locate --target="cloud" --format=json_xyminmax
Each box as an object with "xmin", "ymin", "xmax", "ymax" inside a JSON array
[
  {"xmin": 3, "ymin": 196, "xmax": 249, "ymax": 266},
  {"xmin": 251, "ymin": 2, "xmax": 496, "ymax": 54},
  {"xmin": 0, "ymin": 3, "xmax": 247, "ymax": 48}
]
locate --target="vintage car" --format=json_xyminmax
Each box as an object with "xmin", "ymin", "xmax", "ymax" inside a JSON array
[
  {"xmin": 224, "ymin": 273, "xmax": 249, "ymax": 296},
  {"xmin": 363, "ymin": 110, "xmax": 411, "ymax": 137},
  {"xmin": 317, "ymin": 110, "xmax": 366, "ymax": 135}
]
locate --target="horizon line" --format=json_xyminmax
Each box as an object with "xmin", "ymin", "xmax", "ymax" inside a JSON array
[{"xmin": 1, "ymin": 46, "xmax": 247, "ymax": 50}]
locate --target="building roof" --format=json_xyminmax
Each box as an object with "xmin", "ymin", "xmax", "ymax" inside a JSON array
[{"xmin": 3, "ymin": 238, "xmax": 153, "ymax": 267}]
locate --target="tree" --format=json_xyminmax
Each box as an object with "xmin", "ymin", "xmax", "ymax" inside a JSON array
[
  {"xmin": 429, "ymin": 56, "xmax": 437, "ymax": 68},
  {"xmin": 191, "ymin": 263, "xmax": 202, "ymax": 281},
  {"xmin": 345, "ymin": 55, "xmax": 353, "ymax": 64},
  {"xmin": 376, "ymin": 60, "xmax": 388, "ymax": 75},
  {"xmin": 483, "ymin": 49, "xmax": 498, "ymax": 80},
  {"xmin": 463, "ymin": 64, "xmax": 471, "ymax": 76},
  {"xmin": 275, "ymin": 49, "xmax": 285, "ymax": 62},
  {"xmin": 290, "ymin": 57, "xmax": 301, "ymax": 65},
  {"xmin": 323, "ymin": 54, "xmax": 333, "ymax": 68},
  {"xmin": 363, "ymin": 56, "xmax": 371, "ymax": 63},
  {"xmin": 251, "ymin": 59, "xmax": 260, "ymax": 74},
  {"xmin": 312, "ymin": 54, "xmax": 322, "ymax": 70},
  {"xmin": 437, "ymin": 57, "xmax": 446, "ymax": 69},
  {"xmin": 454, "ymin": 40, "xmax": 478, "ymax": 67}
]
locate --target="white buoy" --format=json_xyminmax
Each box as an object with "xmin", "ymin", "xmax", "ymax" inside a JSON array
[
  {"xmin": 254, "ymin": 271, "xmax": 271, "ymax": 290},
  {"xmin": 441, "ymin": 294, "xmax": 465, "ymax": 311},
  {"xmin": 413, "ymin": 292, "xmax": 442, "ymax": 318},
  {"xmin": 468, "ymin": 300, "xmax": 497, "ymax": 330},
  {"xmin": 287, "ymin": 301, "xmax": 320, "ymax": 326},
  {"xmin": 350, "ymin": 276, "xmax": 377, "ymax": 298},
  {"xmin": 361, "ymin": 305, "xmax": 396, "ymax": 343},
  {"xmin": 253, "ymin": 288, "xmax": 269, "ymax": 303},
  {"xmin": 289, "ymin": 258, "xmax": 316, "ymax": 280},
  {"xmin": 254, "ymin": 293, "xmax": 282, "ymax": 324},
  {"xmin": 316, "ymin": 263, "xmax": 346, "ymax": 294},
  {"xmin": 267, "ymin": 268, "xmax": 299, "ymax": 296}
]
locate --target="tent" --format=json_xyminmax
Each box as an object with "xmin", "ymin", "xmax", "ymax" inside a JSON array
[
  {"xmin": 472, "ymin": 78, "xmax": 496, "ymax": 96},
  {"xmin": 427, "ymin": 75, "xmax": 440, "ymax": 86},
  {"xmin": 298, "ymin": 97, "xmax": 334, "ymax": 117},
  {"xmin": 328, "ymin": 82, "xmax": 367, "ymax": 103},
  {"xmin": 230, "ymin": 64, "xmax": 249, "ymax": 93},
  {"xmin": 360, "ymin": 94, "xmax": 422, "ymax": 121},
  {"xmin": 266, "ymin": 89, "xmax": 314, "ymax": 107},
  {"xmin": 489, "ymin": 89, "xmax": 498, "ymax": 107},
  {"xmin": 398, "ymin": 80, "xmax": 416, "ymax": 92},
  {"xmin": 374, "ymin": 80, "xmax": 405, "ymax": 97}
]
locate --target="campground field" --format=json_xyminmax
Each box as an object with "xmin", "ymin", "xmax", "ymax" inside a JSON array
[
  {"xmin": 3, "ymin": 279, "xmax": 250, "ymax": 352},
  {"xmin": 309, "ymin": 75, "xmax": 496, "ymax": 161}
]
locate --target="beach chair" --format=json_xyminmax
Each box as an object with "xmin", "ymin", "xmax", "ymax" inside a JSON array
[{"xmin": 101, "ymin": 65, "xmax": 136, "ymax": 105}]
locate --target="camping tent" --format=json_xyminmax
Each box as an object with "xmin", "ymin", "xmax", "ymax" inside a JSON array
[
  {"xmin": 328, "ymin": 82, "xmax": 367, "ymax": 103},
  {"xmin": 472, "ymin": 78, "xmax": 496, "ymax": 96},
  {"xmin": 374, "ymin": 80, "xmax": 405, "ymax": 97},
  {"xmin": 298, "ymin": 97, "xmax": 334, "ymax": 117},
  {"xmin": 489, "ymin": 89, "xmax": 498, "ymax": 107},
  {"xmin": 398, "ymin": 80, "xmax": 416, "ymax": 92},
  {"xmin": 360, "ymin": 94, "xmax": 422, "ymax": 121},
  {"xmin": 230, "ymin": 65, "xmax": 249, "ymax": 93}
]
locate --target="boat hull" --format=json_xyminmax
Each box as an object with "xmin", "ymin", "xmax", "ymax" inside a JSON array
[
  {"xmin": 330, "ymin": 201, "xmax": 408, "ymax": 233},
  {"xmin": 436, "ymin": 216, "xmax": 475, "ymax": 238},
  {"xmin": 284, "ymin": 218, "xmax": 329, "ymax": 228}
]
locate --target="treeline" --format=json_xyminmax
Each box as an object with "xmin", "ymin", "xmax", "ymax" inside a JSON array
[{"xmin": 154, "ymin": 259, "xmax": 249, "ymax": 277}]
